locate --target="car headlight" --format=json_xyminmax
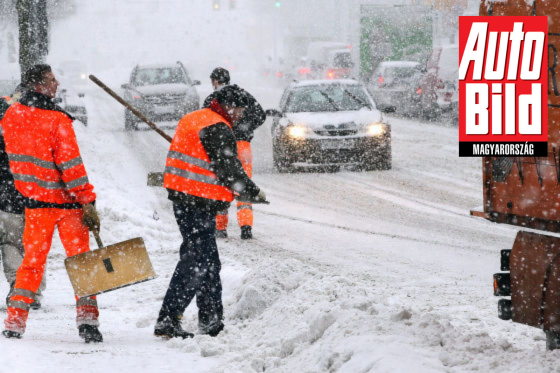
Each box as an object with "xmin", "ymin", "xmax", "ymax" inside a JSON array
[
  {"xmin": 80, "ymin": 74, "xmax": 87, "ymax": 80},
  {"xmin": 366, "ymin": 123, "xmax": 386, "ymax": 136},
  {"xmin": 287, "ymin": 124, "xmax": 309, "ymax": 139}
]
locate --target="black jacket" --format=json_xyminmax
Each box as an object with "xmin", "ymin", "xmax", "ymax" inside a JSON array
[
  {"xmin": 203, "ymin": 85, "xmax": 266, "ymax": 142},
  {"xmin": 167, "ymin": 121, "xmax": 260, "ymax": 212},
  {"xmin": 0, "ymin": 98, "xmax": 25, "ymax": 214}
]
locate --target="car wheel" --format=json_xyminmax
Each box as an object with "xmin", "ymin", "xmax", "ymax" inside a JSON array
[
  {"xmin": 421, "ymin": 103, "xmax": 441, "ymax": 121},
  {"xmin": 272, "ymin": 142, "xmax": 293, "ymax": 173},
  {"xmin": 125, "ymin": 110, "xmax": 138, "ymax": 131}
]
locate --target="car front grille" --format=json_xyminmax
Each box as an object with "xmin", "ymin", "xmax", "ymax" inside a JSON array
[
  {"xmin": 314, "ymin": 122, "xmax": 358, "ymax": 136},
  {"xmin": 144, "ymin": 93, "xmax": 186, "ymax": 104}
]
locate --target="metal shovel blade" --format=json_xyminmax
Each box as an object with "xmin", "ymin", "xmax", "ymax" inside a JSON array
[{"xmin": 65, "ymin": 237, "xmax": 156, "ymax": 298}]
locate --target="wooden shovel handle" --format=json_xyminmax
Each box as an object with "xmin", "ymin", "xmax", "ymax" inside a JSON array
[
  {"xmin": 89, "ymin": 74, "xmax": 173, "ymax": 143},
  {"xmin": 93, "ymin": 228, "xmax": 104, "ymax": 249}
]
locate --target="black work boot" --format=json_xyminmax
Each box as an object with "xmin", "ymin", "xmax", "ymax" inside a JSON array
[
  {"xmin": 154, "ymin": 316, "xmax": 194, "ymax": 339},
  {"xmin": 79, "ymin": 324, "xmax": 103, "ymax": 343},
  {"xmin": 215, "ymin": 230, "xmax": 228, "ymax": 239},
  {"xmin": 198, "ymin": 313, "xmax": 224, "ymax": 337},
  {"xmin": 2, "ymin": 330, "xmax": 22, "ymax": 339},
  {"xmin": 240, "ymin": 225, "xmax": 252, "ymax": 240}
]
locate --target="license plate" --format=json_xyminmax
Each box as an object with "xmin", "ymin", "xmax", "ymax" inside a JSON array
[
  {"xmin": 321, "ymin": 139, "xmax": 355, "ymax": 150},
  {"xmin": 154, "ymin": 105, "xmax": 176, "ymax": 114}
]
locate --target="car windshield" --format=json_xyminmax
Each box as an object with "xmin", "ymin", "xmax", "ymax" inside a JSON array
[
  {"xmin": 438, "ymin": 48, "xmax": 459, "ymax": 83},
  {"xmin": 285, "ymin": 85, "xmax": 373, "ymax": 113},
  {"xmin": 133, "ymin": 67, "xmax": 186, "ymax": 86},
  {"xmin": 380, "ymin": 66, "xmax": 420, "ymax": 87}
]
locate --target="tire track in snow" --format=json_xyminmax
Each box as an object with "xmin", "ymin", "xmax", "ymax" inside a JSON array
[{"xmin": 258, "ymin": 209, "xmax": 498, "ymax": 253}]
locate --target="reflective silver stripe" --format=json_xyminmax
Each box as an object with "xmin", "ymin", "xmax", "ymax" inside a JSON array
[
  {"xmin": 65, "ymin": 176, "xmax": 89, "ymax": 189},
  {"xmin": 237, "ymin": 205, "xmax": 252, "ymax": 210},
  {"xmin": 167, "ymin": 151, "xmax": 214, "ymax": 172},
  {"xmin": 11, "ymin": 288, "xmax": 36, "ymax": 301},
  {"xmin": 58, "ymin": 157, "xmax": 83, "ymax": 172},
  {"xmin": 77, "ymin": 297, "xmax": 98, "ymax": 307},
  {"xmin": 165, "ymin": 166, "xmax": 227, "ymax": 187},
  {"xmin": 12, "ymin": 173, "xmax": 64, "ymax": 189},
  {"xmin": 8, "ymin": 154, "xmax": 58, "ymax": 170},
  {"xmin": 7, "ymin": 300, "xmax": 30, "ymax": 311}
]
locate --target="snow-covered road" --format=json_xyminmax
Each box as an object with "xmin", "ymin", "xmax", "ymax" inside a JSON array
[
  {"xmin": 2, "ymin": 1, "xmax": 560, "ymax": 372},
  {"xmin": 2, "ymin": 81, "xmax": 558, "ymax": 373}
]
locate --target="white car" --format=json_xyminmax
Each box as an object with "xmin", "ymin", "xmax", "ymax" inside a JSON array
[
  {"xmin": 267, "ymin": 79, "xmax": 391, "ymax": 172},
  {"xmin": 58, "ymin": 60, "xmax": 89, "ymax": 95}
]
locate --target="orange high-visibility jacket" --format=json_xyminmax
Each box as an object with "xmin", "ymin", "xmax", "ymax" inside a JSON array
[
  {"xmin": 1, "ymin": 102, "xmax": 95, "ymax": 205},
  {"xmin": 164, "ymin": 108, "xmax": 234, "ymax": 202}
]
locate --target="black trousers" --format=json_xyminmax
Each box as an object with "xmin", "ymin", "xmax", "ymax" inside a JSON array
[{"xmin": 158, "ymin": 202, "xmax": 223, "ymax": 323}]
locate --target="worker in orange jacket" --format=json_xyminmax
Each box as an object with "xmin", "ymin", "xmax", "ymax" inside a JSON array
[
  {"xmin": 204, "ymin": 68, "xmax": 266, "ymax": 239},
  {"xmin": 155, "ymin": 85, "xmax": 267, "ymax": 339},
  {"xmin": 1, "ymin": 64, "xmax": 102, "ymax": 343}
]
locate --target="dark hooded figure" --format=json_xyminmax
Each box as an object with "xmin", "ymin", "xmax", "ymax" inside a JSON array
[{"xmin": 203, "ymin": 69, "xmax": 266, "ymax": 239}]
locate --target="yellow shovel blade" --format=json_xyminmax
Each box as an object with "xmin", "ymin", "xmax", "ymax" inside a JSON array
[{"xmin": 65, "ymin": 237, "xmax": 156, "ymax": 298}]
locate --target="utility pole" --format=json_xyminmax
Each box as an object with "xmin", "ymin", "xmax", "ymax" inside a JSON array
[{"xmin": 17, "ymin": 0, "xmax": 48, "ymax": 80}]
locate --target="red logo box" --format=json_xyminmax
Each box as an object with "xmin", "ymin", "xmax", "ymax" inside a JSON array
[{"xmin": 459, "ymin": 16, "xmax": 548, "ymax": 157}]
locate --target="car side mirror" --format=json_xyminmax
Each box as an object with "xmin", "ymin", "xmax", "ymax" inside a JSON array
[
  {"xmin": 61, "ymin": 89, "xmax": 67, "ymax": 94},
  {"xmin": 192, "ymin": 80, "xmax": 201, "ymax": 86},
  {"xmin": 121, "ymin": 83, "xmax": 131, "ymax": 89},
  {"xmin": 53, "ymin": 97, "xmax": 63, "ymax": 104},
  {"xmin": 78, "ymin": 93, "xmax": 85, "ymax": 98},
  {"xmin": 265, "ymin": 109, "xmax": 282, "ymax": 118}
]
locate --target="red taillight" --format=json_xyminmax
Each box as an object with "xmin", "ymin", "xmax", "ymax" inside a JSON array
[
  {"xmin": 416, "ymin": 88, "xmax": 422, "ymax": 94},
  {"xmin": 276, "ymin": 71, "xmax": 283, "ymax": 78},
  {"xmin": 133, "ymin": 95, "xmax": 141, "ymax": 100},
  {"xmin": 378, "ymin": 75, "xmax": 384, "ymax": 85},
  {"xmin": 298, "ymin": 67, "xmax": 311, "ymax": 75},
  {"xmin": 327, "ymin": 70, "xmax": 335, "ymax": 79}
]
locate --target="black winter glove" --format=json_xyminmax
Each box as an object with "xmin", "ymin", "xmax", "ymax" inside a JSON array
[{"xmin": 82, "ymin": 203, "xmax": 100, "ymax": 231}]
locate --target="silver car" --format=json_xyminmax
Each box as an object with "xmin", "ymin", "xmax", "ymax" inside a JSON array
[
  {"xmin": 121, "ymin": 62, "xmax": 200, "ymax": 130},
  {"xmin": 267, "ymin": 79, "xmax": 391, "ymax": 172}
]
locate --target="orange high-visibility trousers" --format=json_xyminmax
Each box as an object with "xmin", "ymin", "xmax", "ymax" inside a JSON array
[
  {"xmin": 216, "ymin": 140, "xmax": 253, "ymax": 230},
  {"xmin": 4, "ymin": 207, "xmax": 99, "ymax": 334}
]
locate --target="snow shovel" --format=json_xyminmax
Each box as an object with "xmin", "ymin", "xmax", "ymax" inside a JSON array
[{"xmin": 65, "ymin": 229, "xmax": 157, "ymax": 298}]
